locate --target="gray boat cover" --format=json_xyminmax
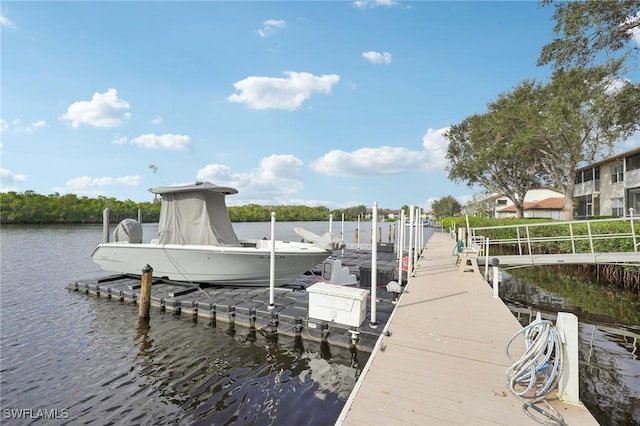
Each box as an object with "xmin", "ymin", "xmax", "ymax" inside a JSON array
[
  {"xmin": 114, "ymin": 218, "xmax": 143, "ymax": 243},
  {"xmin": 153, "ymin": 182, "xmax": 240, "ymax": 246}
]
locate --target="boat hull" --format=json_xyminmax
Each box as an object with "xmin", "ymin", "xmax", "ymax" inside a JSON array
[{"xmin": 91, "ymin": 239, "xmax": 332, "ymax": 286}]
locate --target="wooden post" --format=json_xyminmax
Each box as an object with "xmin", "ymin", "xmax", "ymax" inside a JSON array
[{"xmin": 138, "ymin": 265, "xmax": 153, "ymax": 318}]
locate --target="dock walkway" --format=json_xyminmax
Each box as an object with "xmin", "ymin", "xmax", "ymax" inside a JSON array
[{"xmin": 337, "ymin": 231, "xmax": 599, "ymax": 425}]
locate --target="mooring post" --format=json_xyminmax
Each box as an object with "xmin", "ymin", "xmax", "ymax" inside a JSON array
[
  {"xmin": 138, "ymin": 265, "xmax": 153, "ymax": 318},
  {"xmin": 492, "ymin": 258, "xmax": 500, "ymax": 299},
  {"xmin": 102, "ymin": 207, "xmax": 110, "ymax": 243},
  {"xmin": 341, "ymin": 213, "xmax": 345, "ymax": 256},
  {"xmin": 268, "ymin": 212, "xmax": 276, "ymax": 309},
  {"xmin": 556, "ymin": 312, "xmax": 581, "ymax": 405},
  {"xmin": 370, "ymin": 202, "xmax": 378, "ymax": 328}
]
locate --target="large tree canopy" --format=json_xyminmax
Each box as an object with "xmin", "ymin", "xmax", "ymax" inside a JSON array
[
  {"xmin": 535, "ymin": 65, "xmax": 640, "ymax": 218},
  {"xmin": 538, "ymin": 0, "xmax": 640, "ymax": 71},
  {"xmin": 445, "ymin": 81, "xmax": 548, "ymax": 218},
  {"xmin": 446, "ymin": 65, "xmax": 639, "ymax": 219}
]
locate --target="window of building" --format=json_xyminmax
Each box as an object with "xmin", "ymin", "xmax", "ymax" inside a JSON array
[
  {"xmin": 497, "ymin": 199, "xmax": 507, "ymax": 205},
  {"xmin": 612, "ymin": 197, "xmax": 624, "ymax": 217},
  {"xmin": 575, "ymin": 194, "xmax": 593, "ymax": 218},
  {"xmin": 611, "ymin": 163, "xmax": 624, "ymax": 184},
  {"xmin": 583, "ymin": 168, "xmax": 594, "ymax": 181},
  {"xmin": 626, "ymin": 153, "xmax": 640, "ymax": 171}
]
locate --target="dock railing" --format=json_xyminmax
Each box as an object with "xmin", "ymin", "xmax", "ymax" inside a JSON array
[{"xmin": 468, "ymin": 215, "xmax": 639, "ymax": 266}]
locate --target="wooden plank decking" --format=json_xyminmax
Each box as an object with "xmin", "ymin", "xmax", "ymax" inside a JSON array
[{"xmin": 337, "ymin": 231, "xmax": 599, "ymax": 425}]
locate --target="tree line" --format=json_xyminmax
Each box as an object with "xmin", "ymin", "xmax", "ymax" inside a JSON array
[
  {"xmin": 0, "ymin": 191, "xmax": 383, "ymax": 224},
  {"xmin": 445, "ymin": 0, "xmax": 640, "ymax": 219}
]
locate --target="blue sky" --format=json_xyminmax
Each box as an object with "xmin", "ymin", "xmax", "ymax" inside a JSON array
[{"xmin": 2, "ymin": 1, "xmax": 639, "ymax": 211}]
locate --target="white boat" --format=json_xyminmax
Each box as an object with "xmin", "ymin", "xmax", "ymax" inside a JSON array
[{"xmin": 91, "ymin": 181, "xmax": 342, "ymax": 286}]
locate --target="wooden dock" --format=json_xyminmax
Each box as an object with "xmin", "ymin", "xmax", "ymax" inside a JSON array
[{"xmin": 336, "ymin": 231, "xmax": 599, "ymax": 425}]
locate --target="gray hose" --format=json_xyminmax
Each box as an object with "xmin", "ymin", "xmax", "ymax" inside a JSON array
[{"xmin": 506, "ymin": 318, "xmax": 566, "ymax": 425}]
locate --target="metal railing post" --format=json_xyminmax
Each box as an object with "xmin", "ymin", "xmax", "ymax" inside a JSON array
[
  {"xmin": 630, "ymin": 208, "xmax": 638, "ymax": 252},
  {"xmin": 484, "ymin": 237, "xmax": 490, "ymax": 280},
  {"xmin": 587, "ymin": 221, "xmax": 596, "ymax": 263},
  {"xmin": 569, "ymin": 223, "xmax": 576, "ymax": 254},
  {"xmin": 525, "ymin": 225, "xmax": 533, "ymax": 264},
  {"xmin": 516, "ymin": 227, "xmax": 523, "ymax": 256}
]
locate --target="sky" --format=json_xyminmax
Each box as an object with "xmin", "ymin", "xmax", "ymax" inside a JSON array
[{"xmin": 2, "ymin": 0, "xmax": 639, "ymax": 212}]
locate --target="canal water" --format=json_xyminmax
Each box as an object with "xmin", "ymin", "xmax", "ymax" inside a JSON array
[
  {"xmin": 1, "ymin": 222, "xmax": 638, "ymax": 424},
  {"xmin": 0, "ymin": 222, "xmax": 375, "ymax": 425},
  {"xmin": 500, "ymin": 268, "xmax": 640, "ymax": 426}
]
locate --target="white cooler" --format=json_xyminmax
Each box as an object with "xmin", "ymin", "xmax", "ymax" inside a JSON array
[{"xmin": 307, "ymin": 283, "xmax": 369, "ymax": 327}]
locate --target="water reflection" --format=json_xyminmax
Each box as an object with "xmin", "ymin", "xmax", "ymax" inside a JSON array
[
  {"xmin": 501, "ymin": 270, "xmax": 640, "ymax": 426},
  {"xmin": 118, "ymin": 306, "xmax": 368, "ymax": 425},
  {"xmin": 0, "ymin": 223, "xmax": 371, "ymax": 426}
]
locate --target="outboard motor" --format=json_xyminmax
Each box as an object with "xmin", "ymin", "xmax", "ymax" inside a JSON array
[{"xmin": 114, "ymin": 218, "xmax": 143, "ymax": 243}]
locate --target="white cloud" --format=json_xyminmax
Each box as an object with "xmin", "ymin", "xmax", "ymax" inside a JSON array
[
  {"xmin": 421, "ymin": 127, "xmax": 450, "ymax": 170},
  {"xmin": 112, "ymin": 133, "xmax": 128, "ymax": 144},
  {"xmin": 362, "ymin": 51, "xmax": 392, "ymax": 64},
  {"xmin": 0, "ymin": 14, "xmax": 16, "ymax": 29},
  {"xmin": 625, "ymin": 13, "xmax": 640, "ymax": 45},
  {"xmin": 196, "ymin": 154, "xmax": 304, "ymax": 202},
  {"xmin": 352, "ymin": 0, "xmax": 398, "ymax": 9},
  {"xmin": 0, "ymin": 168, "xmax": 27, "ymax": 192},
  {"xmin": 130, "ymin": 133, "xmax": 190, "ymax": 150},
  {"xmin": 310, "ymin": 146, "xmax": 429, "ymax": 177},
  {"xmin": 310, "ymin": 127, "xmax": 450, "ymax": 177},
  {"xmin": 18, "ymin": 120, "xmax": 48, "ymax": 133},
  {"xmin": 151, "ymin": 116, "xmax": 162, "ymax": 125},
  {"xmin": 617, "ymin": 131, "xmax": 640, "ymax": 151},
  {"xmin": 29, "ymin": 120, "xmax": 47, "ymax": 131},
  {"xmin": 258, "ymin": 19, "xmax": 286, "ymax": 37},
  {"xmin": 60, "ymin": 88, "xmax": 131, "ymax": 128},
  {"xmin": 227, "ymin": 71, "xmax": 340, "ymax": 110},
  {"xmin": 0, "ymin": 168, "xmax": 27, "ymax": 182},
  {"xmin": 0, "ymin": 118, "xmax": 47, "ymax": 133},
  {"xmin": 66, "ymin": 175, "xmax": 142, "ymax": 189}
]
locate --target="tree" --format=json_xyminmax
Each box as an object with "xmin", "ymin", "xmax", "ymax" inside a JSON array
[
  {"xmin": 446, "ymin": 81, "xmax": 549, "ymax": 218},
  {"xmin": 538, "ymin": 0, "xmax": 640, "ymax": 71},
  {"xmin": 533, "ymin": 65, "xmax": 640, "ymax": 218},
  {"xmin": 467, "ymin": 189, "xmax": 499, "ymax": 218},
  {"xmin": 536, "ymin": 1, "xmax": 640, "ymax": 219},
  {"xmin": 431, "ymin": 196, "xmax": 462, "ymax": 217}
]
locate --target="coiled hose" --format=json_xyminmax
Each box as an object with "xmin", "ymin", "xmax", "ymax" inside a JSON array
[{"xmin": 506, "ymin": 318, "xmax": 567, "ymax": 426}]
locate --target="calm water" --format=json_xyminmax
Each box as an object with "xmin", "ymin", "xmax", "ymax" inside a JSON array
[
  {"xmin": 2, "ymin": 222, "xmax": 638, "ymax": 425},
  {"xmin": 0, "ymin": 222, "xmax": 376, "ymax": 425},
  {"xmin": 501, "ymin": 272, "xmax": 640, "ymax": 425}
]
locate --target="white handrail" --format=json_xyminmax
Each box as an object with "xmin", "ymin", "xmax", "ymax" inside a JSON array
[{"xmin": 470, "ymin": 217, "xmax": 639, "ymax": 261}]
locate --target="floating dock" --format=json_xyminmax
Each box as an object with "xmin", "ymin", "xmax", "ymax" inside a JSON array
[
  {"xmin": 336, "ymin": 231, "xmax": 599, "ymax": 425},
  {"xmin": 67, "ymin": 248, "xmax": 402, "ymax": 352}
]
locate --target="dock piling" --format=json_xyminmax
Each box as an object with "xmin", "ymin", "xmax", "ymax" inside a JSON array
[{"xmin": 138, "ymin": 265, "xmax": 153, "ymax": 318}]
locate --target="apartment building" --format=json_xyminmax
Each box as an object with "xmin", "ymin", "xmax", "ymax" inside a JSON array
[{"xmin": 573, "ymin": 147, "xmax": 640, "ymax": 218}]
